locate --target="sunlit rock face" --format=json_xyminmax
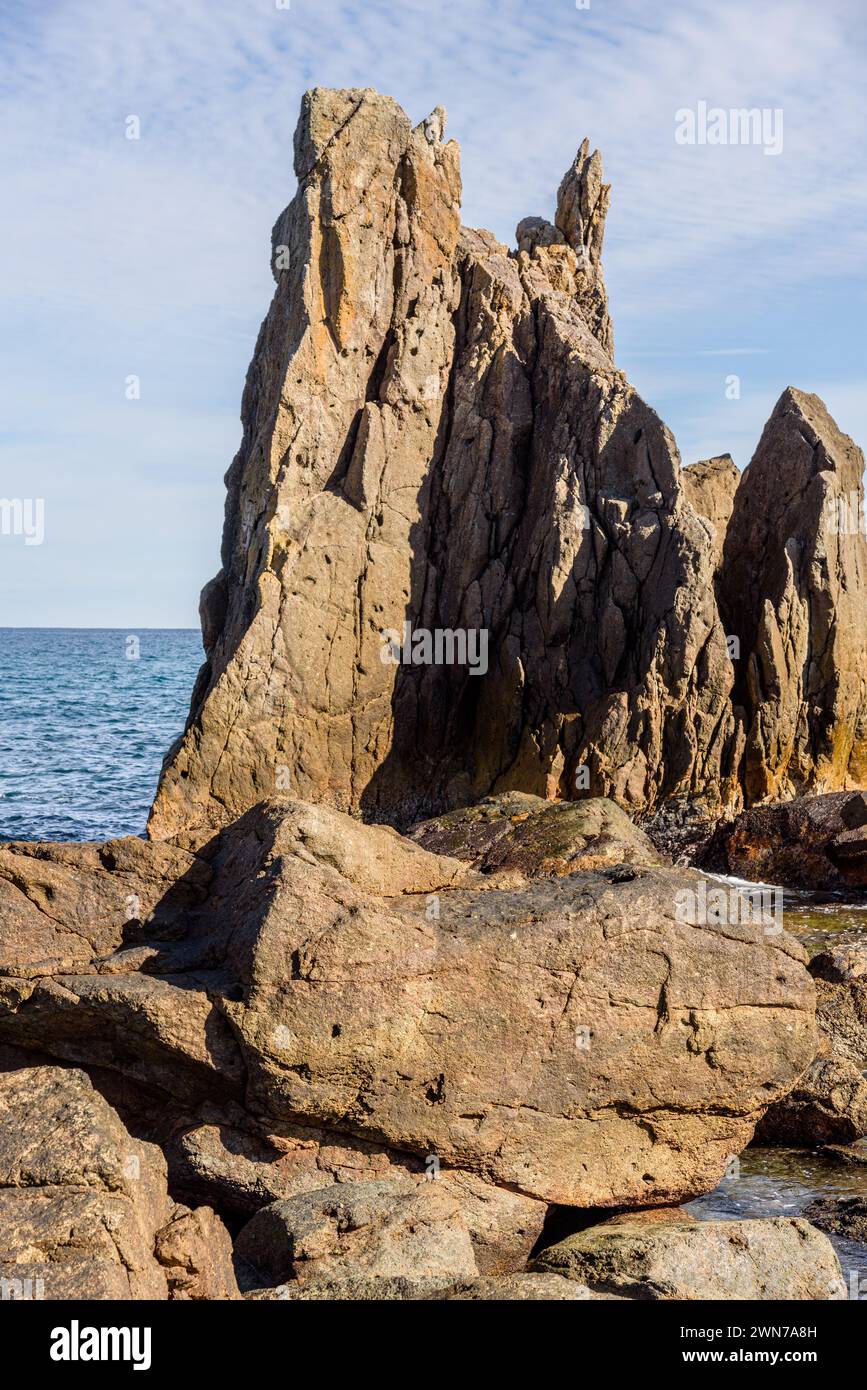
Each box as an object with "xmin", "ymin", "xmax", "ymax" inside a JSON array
[{"xmin": 149, "ymin": 87, "xmax": 740, "ymax": 842}]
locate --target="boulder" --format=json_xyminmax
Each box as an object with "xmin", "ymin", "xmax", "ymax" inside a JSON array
[
  {"xmin": 0, "ymin": 1057, "xmax": 172, "ymax": 1300},
  {"xmin": 531, "ymin": 1211, "xmax": 846, "ymax": 1300},
  {"xmin": 0, "ymin": 1054, "xmax": 240, "ymax": 1302},
  {"xmin": 805, "ymin": 942, "xmax": 867, "ymax": 1069},
  {"xmin": 0, "ymin": 800, "xmax": 817, "ymax": 1211},
  {"xmin": 802, "ymin": 1196, "xmax": 867, "ymax": 1241},
  {"xmin": 0, "ymin": 835, "xmax": 209, "ymax": 978},
  {"xmin": 168, "ymin": 1104, "xmax": 546, "ymax": 1273},
  {"xmin": 153, "ymin": 1204, "xmax": 240, "ymax": 1300},
  {"xmin": 701, "ymin": 791, "xmax": 867, "ymax": 890},
  {"xmin": 753, "ymin": 1057, "xmax": 867, "ymax": 1146},
  {"xmin": 234, "ymin": 1179, "xmax": 478, "ymax": 1289},
  {"xmin": 246, "ymin": 1271, "xmax": 620, "ymax": 1300},
  {"xmin": 818, "ymin": 1140, "xmax": 867, "ymax": 1166},
  {"xmin": 409, "ymin": 793, "xmax": 662, "ymax": 880}
]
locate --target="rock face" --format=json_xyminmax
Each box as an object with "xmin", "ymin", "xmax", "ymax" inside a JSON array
[
  {"xmin": 810, "ymin": 943, "xmax": 867, "ymax": 1070},
  {"xmin": 149, "ymin": 85, "xmax": 741, "ymax": 842},
  {"xmin": 234, "ymin": 1179, "xmax": 479, "ymax": 1289},
  {"xmin": 681, "ymin": 454, "xmax": 739, "ymax": 570},
  {"xmin": 0, "ymin": 800, "xmax": 817, "ymax": 1213},
  {"xmin": 701, "ymin": 790, "xmax": 867, "ymax": 890},
  {"xmin": 719, "ymin": 389, "xmax": 867, "ymax": 804},
  {"xmin": 531, "ymin": 1211, "xmax": 846, "ymax": 1300}
]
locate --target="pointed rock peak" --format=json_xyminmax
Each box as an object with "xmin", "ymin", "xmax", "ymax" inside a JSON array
[
  {"xmin": 293, "ymin": 86, "xmax": 411, "ymax": 179},
  {"xmin": 555, "ymin": 139, "xmax": 610, "ymax": 262},
  {"xmin": 416, "ymin": 105, "xmax": 447, "ymax": 145},
  {"xmin": 764, "ymin": 387, "xmax": 863, "ymax": 474}
]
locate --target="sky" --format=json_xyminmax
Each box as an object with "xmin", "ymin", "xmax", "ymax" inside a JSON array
[{"xmin": 0, "ymin": 0, "xmax": 864, "ymax": 627}]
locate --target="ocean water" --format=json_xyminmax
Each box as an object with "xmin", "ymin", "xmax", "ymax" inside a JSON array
[{"xmin": 0, "ymin": 628, "xmax": 203, "ymax": 842}]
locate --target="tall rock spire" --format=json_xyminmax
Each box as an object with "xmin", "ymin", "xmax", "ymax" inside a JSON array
[
  {"xmin": 149, "ymin": 89, "xmax": 751, "ymax": 841},
  {"xmin": 719, "ymin": 387, "xmax": 867, "ymax": 801}
]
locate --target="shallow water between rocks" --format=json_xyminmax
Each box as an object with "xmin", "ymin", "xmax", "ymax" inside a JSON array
[{"xmin": 687, "ymin": 878, "xmax": 867, "ymax": 1289}]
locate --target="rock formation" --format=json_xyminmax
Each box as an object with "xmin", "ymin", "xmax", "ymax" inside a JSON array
[
  {"xmin": 0, "ymin": 800, "xmax": 817, "ymax": 1222},
  {"xmin": 531, "ymin": 1211, "xmax": 845, "ymax": 1300},
  {"xmin": 0, "ymin": 1055, "xmax": 238, "ymax": 1300},
  {"xmin": 149, "ymin": 85, "xmax": 743, "ymax": 842},
  {"xmin": 5, "ymin": 85, "xmax": 867, "ymax": 1303},
  {"xmin": 701, "ymin": 790, "xmax": 867, "ymax": 890},
  {"xmin": 681, "ymin": 453, "xmax": 739, "ymax": 570},
  {"xmin": 718, "ymin": 389, "xmax": 867, "ymax": 803}
]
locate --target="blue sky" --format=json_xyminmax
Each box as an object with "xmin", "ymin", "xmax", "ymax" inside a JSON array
[{"xmin": 1, "ymin": 0, "xmax": 865, "ymax": 627}]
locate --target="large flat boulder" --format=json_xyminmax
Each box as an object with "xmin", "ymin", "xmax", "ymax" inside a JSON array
[{"xmin": 0, "ymin": 800, "xmax": 817, "ymax": 1212}]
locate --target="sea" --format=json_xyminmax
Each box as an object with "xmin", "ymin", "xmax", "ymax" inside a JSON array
[{"xmin": 0, "ymin": 628, "xmax": 202, "ymax": 842}]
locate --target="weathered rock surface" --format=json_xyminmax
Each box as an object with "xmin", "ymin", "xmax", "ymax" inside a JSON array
[
  {"xmin": 148, "ymin": 85, "xmax": 741, "ymax": 842},
  {"xmin": 0, "ymin": 1057, "xmax": 171, "ymax": 1299},
  {"xmin": 681, "ymin": 454, "xmax": 740, "ymax": 570},
  {"xmin": 0, "ymin": 800, "xmax": 817, "ymax": 1213},
  {"xmin": 0, "ymin": 835, "xmax": 209, "ymax": 978},
  {"xmin": 234, "ymin": 1178, "xmax": 478, "ymax": 1288},
  {"xmin": 701, "ymin": 791, "xmax": 867, "ymax": 890},
  {"xmin": 802, "ymin": 1195, "xmax": 867, "ymax": 1243},
  {"xmin": 531, "ymin": 1211, "xmax": 846, "ymax": 1300},
  {"xmin": 0, "ymin": 1055, "xmax": 233, "ymax": 1301},
  {"xmin": 153, "ymin": 1203, "xmax": 241, "ymax": 1300},
  {"xmin": 809, "ymin": 943, "xmax": 867, "ymax": 1069},
  {"xmin": 818, "ymin": 1139, "xmax": 867, "ymax": 1166},
  {"xmin": 246, "ymin": 1271, "xmax": 619, "ymax": 1300},
  {"xmin": 719, "ymin": 389, "xmax": 867, "ymax": 804},
  {"xmin": 753, "ymin": 1057, "xmax": 867, "ymax": 1146},
  {"xmin": 410, "ymin": 792, "xmax": 662, "ymax": 880}
]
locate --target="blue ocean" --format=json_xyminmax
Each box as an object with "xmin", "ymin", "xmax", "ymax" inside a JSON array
[{"xmin": 0, "ymin": 629, "xmax": 203, "ymax": 842}]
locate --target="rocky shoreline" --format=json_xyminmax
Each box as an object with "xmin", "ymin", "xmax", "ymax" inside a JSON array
[{"xmin": 2, "ymin": 86, "xmax": 867, "ymax": 1303}]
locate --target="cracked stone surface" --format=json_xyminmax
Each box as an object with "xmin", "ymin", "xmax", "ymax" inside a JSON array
[
  {"xmin": 0, "ymin": 1053, "xmax": 238, "ymax": 1301},
  {"xmin": 0, "ymin": 799, "xmax": 817, "ymax": 1210},
  {"xmin": 531, "ymin": 1211, "xmax": 846, "ymax": 1300},
  {"xmin": 681, "ymin": 454, "xmax": 739, "ymax": 572}
]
